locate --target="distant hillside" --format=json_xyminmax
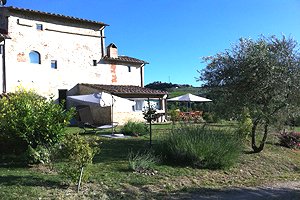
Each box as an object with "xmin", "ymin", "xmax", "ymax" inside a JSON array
[
  {"xmin": 144, "ymin": 81, "xmax": 208, "ymax": 98},
  {"xmin": 166, "ymin": 87, "xmax": 199, "ymax": 98}
]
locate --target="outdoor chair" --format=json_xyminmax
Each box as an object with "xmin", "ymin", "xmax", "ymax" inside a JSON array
[{"xmin": 77, "ymin": 106, "xmax": 118, "ymax": 134}]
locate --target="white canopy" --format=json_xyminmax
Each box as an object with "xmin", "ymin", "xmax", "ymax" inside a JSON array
[
  {"xmin": 167, "ymin": 93, "xmax": 212, "ymax": 102},
  {"xmin": 67, "ymin": 92, "xmax": 135, "ymax": 112}
]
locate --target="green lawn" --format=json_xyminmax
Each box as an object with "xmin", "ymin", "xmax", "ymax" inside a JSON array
[{"xmin": 1, "ymin": 123, "xmax": 300, "ymax": 199}]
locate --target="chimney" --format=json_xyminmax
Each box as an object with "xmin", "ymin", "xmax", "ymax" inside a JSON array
[{"xmin": 107, "ymin": 43, "xmax": 118, "ymax": 58}]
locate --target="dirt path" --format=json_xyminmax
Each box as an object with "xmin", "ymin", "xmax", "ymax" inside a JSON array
[{"xmin": 170, "ymin": 181, "xmax": 300, "ymax": 200}]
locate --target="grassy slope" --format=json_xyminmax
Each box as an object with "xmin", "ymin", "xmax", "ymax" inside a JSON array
[{"xmin": 0, "ymin": 125, "xmax": 300, "ymax": 199}]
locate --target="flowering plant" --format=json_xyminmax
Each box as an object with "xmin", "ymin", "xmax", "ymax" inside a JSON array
[{"xmin": 278, "ymin": 131, "xmax": 300, "ymax": 149}]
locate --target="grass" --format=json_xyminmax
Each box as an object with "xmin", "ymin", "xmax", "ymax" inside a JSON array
[
  {"xmin": 0, "ymin": 123, "xmax": 300, "ymax": 199},
  {"xmin": 156, "ymin": 125, "xmax": 243, "ymax": 169},
  {"xmin": 128, "ymin": 150, "xmax": 157, "ymax": 172}
]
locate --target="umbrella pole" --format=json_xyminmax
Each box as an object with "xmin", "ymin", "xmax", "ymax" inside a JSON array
[{"xmin": 111, "ymin": 96, "xmax": 114, "ymax": 135}]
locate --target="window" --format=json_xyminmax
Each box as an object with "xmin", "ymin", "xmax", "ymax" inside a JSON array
[
  {"xmin": 135, "ymin": 100, "xmax": 144, "ymax": 111},
  {"xmin": 36, "ymin": 24, "xmax": 43, "ymax": 31},
  {"xmin": 93, "ymin": 60, "xmax": 97, "ymax": 66},
  {"xmin": 128, "ymin": 66, "xmax": 131, "ymax": 72},
  {"xmin": 51, "ymin": 60, "xmax": 57, "ymax": 69},
  {"xmin": 29, "ymin": 51, "xmax": 41, "ymax": 64}
]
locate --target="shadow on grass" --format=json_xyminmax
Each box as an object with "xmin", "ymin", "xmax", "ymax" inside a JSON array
[
  {"xmin": 0, "ymin": 161, "xmax": 28, "ymax": 168},
  {"xmin": 163, "ymin": 185, "xmax": 300, "ymax": 200},
  {"xmin": 93, "ymin": 138, "xmax": 152, "ymax": 163},
  {"xmin": 243, "ymin": 150, "xmax": 257, "ymax": 154},
  {"xmin": 0, "ymin": 175, "xmax": 62, "ymax": 188},
  {"xmin": 106, "ymin": 185, "xmax": 300, "ymax": 200}
]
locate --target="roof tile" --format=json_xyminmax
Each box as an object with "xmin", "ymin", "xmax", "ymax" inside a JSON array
[
  {"xmin": 102, "ymin": 55, "xmax": 149, "ymax": 65},
  {"xmin": 80, "ymin": 84, "xmax": 167, "ymax": 97},
  {"xmin": 6, "ymin": 6, "xmax": 108, "ymax": 27}
]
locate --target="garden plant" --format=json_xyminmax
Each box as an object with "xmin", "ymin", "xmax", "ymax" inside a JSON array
[{"xmin": 0, "ymin": 89, "xmax": 74, "ymax": 163}]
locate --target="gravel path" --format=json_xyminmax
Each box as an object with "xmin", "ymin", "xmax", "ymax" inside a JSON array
[{"xmin": 170, "ymin": 181, "xmax": 300, "ymax": 200}]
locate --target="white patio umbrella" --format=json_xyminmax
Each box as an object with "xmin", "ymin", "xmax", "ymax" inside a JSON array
[
  {"xmin": 167, "ymin": 93, "xmax": 212, "ymax": 102},
  {"xmin": 167, "ymin": 93, "xmax": 212, "ymax": 111}
]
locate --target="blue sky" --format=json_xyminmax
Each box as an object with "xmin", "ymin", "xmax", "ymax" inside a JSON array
[{"xmin": 5, "ymin": 0, "xmax": 300, "ymax": 86}]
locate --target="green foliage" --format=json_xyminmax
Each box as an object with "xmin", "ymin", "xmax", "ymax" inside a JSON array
[
  {"xmin": 237, "ymin": 108, "xmax": 253, "ymax": 139},
  {"xmin": 143, "ymin": 104, "xmax": 157, "ymax": 123},
  {"xmin": 200, "ymin": 35, "xmax": 300, "ymax": 152},
  {"xmin": 278, "ymin": 131, "xmax": 300, "ymax": 149},
  {"xmin": 203, "ymin": 112, "xmax": 219, "ymax": 123},
  {"xmin": 145, "ymin": 81, "xmax": 192, "ymax": 91},
  {"xmin": 122, "ymin": 121, "xmax": 149, "ymax": 136},
  {"xmin": 156, "ymin": 125, "xmax": 243, "ymax": 169},
  {"xmin": 168, "ymin": 109, "xmax": 180, "ymax": 123},
  {"xmin": 25, "ymin": 145, "xmax": 51, "ymax": 164},
  {"xmin": 144, "ymin": 81, "xmax": 174, "ymax": 91},
  {"xmin": 128, "ymin": 151, "xmax": 157, "ymax": 172},
  {"xmin": 0, "ymin": 89, "xmax": 74, "ymax": 161},
  {"xmin": 58, "ymin": 132, "xmax": 99, "ymax": 185}
]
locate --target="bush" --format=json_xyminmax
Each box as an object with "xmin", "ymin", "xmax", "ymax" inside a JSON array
[
  {"xmin": 156, "ymin": 125, "xmax": 243, "ymax": 169},
  {"xmin": 58, "ymin": 132, "xmax": 99, "ymax": 187},
  {"xmin": 168, "ymin": 109, "xmax": 180, "ymax": 123},
  {"xmin": 203, "ymin": 112, "xmax": 219, "ymax": 123},
  {"xmin": 25, "ymin": 145, "xmax": 51, "ymax": 164},
  {"xmin": 128, "ymin": 151, "xmax": 157, "ymax": 172},
  {"xmin": 278, "ymin": 131, "xmax": 300, "ymax": 149},
  {"xmin": 0, "ymin": 89, "xmax": 74, "ymax": 163},
  {"xmin": 122, "ymin": 121, "xmax": 149, "ymax": 136}
]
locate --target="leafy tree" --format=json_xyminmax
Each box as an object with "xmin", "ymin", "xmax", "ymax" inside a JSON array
[{"xmin": 200, "ymin": 36, "xmax": 300, "ymax": 152}]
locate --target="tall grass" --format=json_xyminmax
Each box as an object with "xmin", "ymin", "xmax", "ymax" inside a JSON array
[
  {"xmin": 128, "ymin": 151, "xmax": 157, "ymax": 171},
  {"xmin": 156, "ymin": 125, "xmax": 243, "ymax": 169}
]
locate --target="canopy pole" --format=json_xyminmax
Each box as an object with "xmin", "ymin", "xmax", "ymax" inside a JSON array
[
  {"xmin": 148, "ymin": 98, "xmax": 152, "ymax": 147},
  {"xmin": 111, "ymin": 95, "xmax": 114, "ymax": 135}
]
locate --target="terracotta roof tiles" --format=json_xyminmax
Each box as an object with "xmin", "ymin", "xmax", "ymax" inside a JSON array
[
  {"xmin": 5, "ymin": 6, "xmax": 109, "ymax": 27},
  {"xmin": 80, "ymin": 84, "xmax": 167, "ymax": 98},
  {"xmin": 102, "ymin": 55, "xmax": 149, "ymax": 65}
]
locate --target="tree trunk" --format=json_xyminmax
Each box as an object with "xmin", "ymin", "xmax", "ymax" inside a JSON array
[{"xmin": 251, "ymin": 119, "xmax": 269, "ymax": 153}]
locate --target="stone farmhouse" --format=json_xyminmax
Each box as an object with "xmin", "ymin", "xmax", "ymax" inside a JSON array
[{"xmin": 0, "ymin": 6, "xmax": 167, "ymax": 124}]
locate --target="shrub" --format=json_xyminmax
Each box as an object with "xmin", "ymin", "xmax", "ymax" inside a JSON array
[
  {"xmin": 202, "ymin": 112, "xmax": 218, "ymax": 123},
  {"xmin": 122, "ymin": 121, "xmax": 149, "ymax": 136},
  {"xmin": 237, "ymin": 108, "xmax": 253, "ymax": 140},
  {"xmin": 128, "ymin": 150, "xmax": 157, "ymax": 172},
  {"xmin": 168, "ymin": 109, "xmax": 180, "ymax": 124},
  {"xmin": 58, "ymin": 132, "xmax": 99, "ymax": 189},
  {"xmin": 278, "ymin": 131, "xmax": 300, "ymax": 149},
  {"xmin": 25, "ymin": 145, "xmax": 51, "ymax": 164},
  {"xmin": 0, "ymin": 89, "xmax": 74, "ymax": 163},
  {"xmin": 156, "ymin": 125, "xmax": 243, "ymax": 169},
  {"xmin": 143, "ymin": 105, "xmax": 157, "ymax": 123}
]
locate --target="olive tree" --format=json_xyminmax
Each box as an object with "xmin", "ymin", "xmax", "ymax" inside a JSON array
[{"xmin": 200, "ymin": 36, "xmax": 300, "ymax": 152}]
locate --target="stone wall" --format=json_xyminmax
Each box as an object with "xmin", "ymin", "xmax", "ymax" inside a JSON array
[
  {"xmin": 3, "ymin": 13, "xmax": 143, "ymax": 98},
  {"xmin": 113, "ymin": 111, "xmax": 145, "ymax": 125}
]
